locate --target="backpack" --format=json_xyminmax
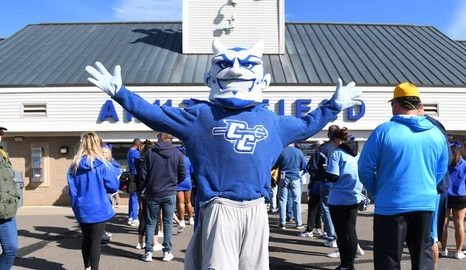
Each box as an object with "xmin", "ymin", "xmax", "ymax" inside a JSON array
[{"xmin": 0, "ymin": 154, "xmax": 19, "ymax": 219}]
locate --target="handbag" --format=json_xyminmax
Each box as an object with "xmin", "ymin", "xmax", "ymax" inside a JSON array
[{"xmin": 118, "ymin": 172, "xmax": 133, "ymax": 192}]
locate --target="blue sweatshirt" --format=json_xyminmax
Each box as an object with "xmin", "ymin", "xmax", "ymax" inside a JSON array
[
  {"xmin": 358, "ymin": 115, "xmax": 449, "ymax": 215},
  {"xmin": 178, "ymin": 156, "xmax": 194, "ymax": 191},
  {"xmin": 113, "ymin": 86, "xmax": 340, "ymax": 202},
  {"xmin": 307, "ymin": 141, "xmax": 336, "ymax": 190},
  {"xmin": 67, "ymin": 156, "xmax": 119, "ymax": 223},
  {"xmin": 275, "ymin": 146, "xmax": 306, "ymax": 180},
  {"xmin": 448, "ymin": 158, "xmax": 466, "ymax": 197},
  {"xmin": 127, "ymin": 148, "xmax": 140, "ymax": 175}
]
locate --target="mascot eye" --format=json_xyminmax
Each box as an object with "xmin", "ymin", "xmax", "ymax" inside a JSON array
[
  {"xmin": 241, "ymin": 62, "xmax": 256, "ymax": 69},
  {"xmin": 217, "ymin": 61, "xmax": 233, "ymax": 69}
]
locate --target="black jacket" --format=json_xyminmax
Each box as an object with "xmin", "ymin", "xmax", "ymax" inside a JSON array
[{"xmin": 139, "ymin": 142, "xmax": 185, "ymax": 197}]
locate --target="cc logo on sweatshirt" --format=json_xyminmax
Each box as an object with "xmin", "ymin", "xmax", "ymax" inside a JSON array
[{"xmin": 212, "ymin": 120, "xmax": 268, "ymax": 154}]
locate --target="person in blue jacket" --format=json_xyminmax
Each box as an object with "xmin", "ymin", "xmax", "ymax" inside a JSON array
[
  {"xmin": 358, "ymin": 82, "xmax": 449, "ymax": 270},
  {"xmin": 440, "ymin": 141, "xmax": 466, "ymax": 260},
  {"xmin": 101, "ymin": 143, "xmax": 120, "ymax": 242},
  {"xmin": 67, "ymin": 132, "xmax": 119, "ymax": 270},
  {"xmin": 86, "ymin": 38, "xmax": 362, "ymax": 270},
  {"xmin": 326, "ymin": 128, "xmax": 363, "ymax": 270}
]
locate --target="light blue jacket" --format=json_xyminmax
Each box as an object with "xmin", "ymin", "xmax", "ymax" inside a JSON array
[{"xmin": 358, "ymin": 115, "xmax": 448, "ymax": 215}]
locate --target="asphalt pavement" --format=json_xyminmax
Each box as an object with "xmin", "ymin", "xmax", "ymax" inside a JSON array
[{"xmin": 12, "ymin": 205, "xmax": 466, "ymax": 270}]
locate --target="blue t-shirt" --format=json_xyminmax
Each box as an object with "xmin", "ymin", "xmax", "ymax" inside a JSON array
[
  {"xmin": 327, "ymin": 148, "xmax": 362, "ymax": 205},
  {"xmin": 275, "ymin": 147, "xmax": 306, "ymax": 181}
]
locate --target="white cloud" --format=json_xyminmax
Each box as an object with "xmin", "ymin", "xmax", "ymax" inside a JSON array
[
  {"xmin": 447, "ymin": 1, "xmax": 466, "ymax": 40},
  {"xmin": 113, "ymin": 0, "xmax": 182, "ymax": 21}
]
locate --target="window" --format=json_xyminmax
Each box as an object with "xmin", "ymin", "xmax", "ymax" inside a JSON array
[{"xmin": 21, "ymin": 103, "xmax": 47, "ymax": 118}]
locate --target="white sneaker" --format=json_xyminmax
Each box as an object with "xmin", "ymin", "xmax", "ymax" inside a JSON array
[
  {"xmin": 162, "ymin": 251, "xmax": 174, "ymax": 262},
  {"xmin": 130, "ymin": 219, "xmax": 140, "ymax": 227},
  {"xmin": 298, "ymin": 231, "xmax": 313, "ymax": 238},
  {"xmin": 357, "ymin": 245, "xmax": 365, "ymax": 256},
  {"xmin": 127, "ymin": 218, "xmax": 133, "ymax": 225},
  {"xmin": 85, "ymin": 267, "xmax": 91, "ymax": 270},
  {"xmin": 142, "ymin": 251, "xmax": 153, "ymax": 262},
  {"xmin": 455, "ymin": 252, "xmax": 465, "ymax": 259},
  {"xmin": 189, "ymin": 217, "xmax": 195, "ymax": 225},
  {"xmin": 153, "ymin": 243, "xmax": 163, "ymax": 251},
  {"xmin": 327, "ymin": 250, "xmax": 340, "ymax": 258},
  {"xmin": 323, "ymin": 239, "xmax": 338, "ymax": 248},
  {"xmin": 313, "ymin": 229, "xmax": 324, "ymax": 237},
  {"xmin": 440, "ymin": 249, "xmax": 448, "ymax": 257},
  {"xmin": 136, "ymin": 243, "xmax": 146, "ymax": 249},
  {"xmin": 177, "ymin": 226, "xmax": 184, "ymax": 233}
]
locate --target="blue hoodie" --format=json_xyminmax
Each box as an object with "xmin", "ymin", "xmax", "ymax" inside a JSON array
[
  {"xmin": 448, "ymin": 158, "xmax": 466, "ymax": 197},
  {"xmin": 113, "ymin": 86, "xmax": 340, "ymax": 203},
  {"xmin": 67, "ymin": 156, "xmax": 119, "ymax": 223},
  {"xmin": 358, "ymin": 115, "xmax": 448, "ymax": 215}
]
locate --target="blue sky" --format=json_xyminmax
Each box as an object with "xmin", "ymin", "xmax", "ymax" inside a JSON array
[{"xmin": 1, "ymin": 0, "xmax": 466, "ymax": 40}]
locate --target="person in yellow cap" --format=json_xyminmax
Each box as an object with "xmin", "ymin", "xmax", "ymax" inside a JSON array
[
  {"xmin": 0, "ymin": 126, "xmax": 20, "ymax": 269},
  {"xmin": 358, "ymin": 82, "xmax": 449, "ymax": 270}
]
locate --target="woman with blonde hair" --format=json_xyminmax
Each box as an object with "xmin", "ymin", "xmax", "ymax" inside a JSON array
[{"xmin": 67, "ymin": 132, "xmax": 119, "ymax": 270}]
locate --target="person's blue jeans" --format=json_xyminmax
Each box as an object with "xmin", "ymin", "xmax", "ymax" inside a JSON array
[
  {"xmin": 145, "ymin": 194, "xmax": 176, "ymax": 253},
  {"xmin": 128, "ymin": 191, "xmax": 139, "ymax": 220},
  {"xmin": 286, "ymin": 194, "xmax": 294, "ymax": 220},
  {"xmin": 320, "ymin": 184, "xmax": 336, "ymax": 240},
  {"xmin": 0, "ymin": 217, "xmax": 18, "ymax": 269},
  {"xmin": 270, "ymin": 185, "xmax": 278, "ymax": 212},
  {"xmin": 278, "ymin": 178, "xmax": 302, "ymax": 226}
]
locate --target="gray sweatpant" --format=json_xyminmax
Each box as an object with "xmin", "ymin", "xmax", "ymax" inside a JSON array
[{"xmin": 184, "ymin": 197, "xmax": 269, "ymax": 270}]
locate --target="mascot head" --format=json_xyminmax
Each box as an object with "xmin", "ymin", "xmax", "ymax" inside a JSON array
[{"xmin": 205, "ymin": 39, "xmax": 271, "ymax": 109}]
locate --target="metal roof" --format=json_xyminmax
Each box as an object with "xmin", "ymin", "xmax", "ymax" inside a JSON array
[
  {"xmin": 0, "ymin": 22, "xmax": 465, "ymax": 87},
  {"xmin": 457, "ymin": 40, "xmax": 466, "ymax": 49}
]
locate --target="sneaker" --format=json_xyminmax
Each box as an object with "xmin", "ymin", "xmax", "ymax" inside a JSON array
[
  {"xmin": 440, "ymin": 249, "xmax": 448, "ymax": 257},
  {"xmin": 130, "ymin": 219, "xmax": 140, "ymax": 227},
  {"xmin": 189, "ymin": 217, "xmax": 195, "ymax": 225},
  {"xmin": 136, "ymin": 243, "xmax": 146, "ymax": 249},
  {"xmin": 162, "ymin": 251, "xmax": 174, "ymax": 262},
  {"xmin": 142, "ymin": 251, "xmax": 153, "ymax": 262},
  {"xmin": 278, "ymin": 224, "xmax": 286, "ymax": 230},
  {"xmin": 177, "ymin": 226, "xmax": 184, "ymax": 233},
  {"xmin": 327, "ymin": 250, "xmax": 340, "ymax": 258},
  {"xmin": 286, "ymin": 217, "xmax": 295, "ymax": 222},
  {"xmin": 85, "ymin": 267, "xmax": 91, "ymax": 270},
  {"xmin": 357, "ymin": 245, "xmax": 365, "ymax": 256},
  {"xmin": 313, "ymin": 229, "xmax": 324, "ymax": 237},
  {"xmin": 298, "ymin": 231, "xmax": 313, "ymax": 238},
  {"xmin": 454, "ymin": 252, "xmax": 465, "ymax": 259},
  {"xmin": 153, "ymin": 243, "xmax": 163, "ymax": 251},
  {"xmin": 324, "ymin": 239, "xmax": 338, "ymax": 248},
  {"xmin": 127, "ymin": 218, "xmax": 133, "ymax": 225},
  {"xmin": 296, "ymin": 224, "xmax": 305, "ymax": 229}
]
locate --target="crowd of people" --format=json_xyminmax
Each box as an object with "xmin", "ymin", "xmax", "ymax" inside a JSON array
[{"xmin": 1, "ymin": 38, "xmax": 465, "ymax": 270}]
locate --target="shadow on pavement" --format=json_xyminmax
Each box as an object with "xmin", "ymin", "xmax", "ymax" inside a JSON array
[{"xmin": 14, "ymin": 257, "xmax": 65, "ymax": 270}]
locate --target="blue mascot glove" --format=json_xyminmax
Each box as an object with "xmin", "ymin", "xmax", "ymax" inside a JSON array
[
  {"xmin": 86, "ymin": 62, "xmax": 122, "ymax": 97},
  {"xmin": 331, "ymin": 78, "xmax": 362, "ymax": 110}
]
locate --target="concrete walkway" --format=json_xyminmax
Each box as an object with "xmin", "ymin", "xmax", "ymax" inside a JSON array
[{"xmin": 12, "ymin": 205, "xmax": 466, "ymax": 270}]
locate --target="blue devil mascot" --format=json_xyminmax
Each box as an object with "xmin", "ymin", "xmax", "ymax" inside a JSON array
[{"xmin": 86, "ymin": 39, "xmax": 362, "ymax": 270}]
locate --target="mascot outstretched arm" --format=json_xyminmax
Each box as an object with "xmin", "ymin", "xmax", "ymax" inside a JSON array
[{"xmin": 86, "ymin": 39, "xmax": 362, "ymax": 270}]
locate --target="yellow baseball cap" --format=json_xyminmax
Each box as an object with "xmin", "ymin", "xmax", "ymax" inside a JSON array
[{"xmin": 389, "ymin": 82, "xmax": 420, "ymax": 102}]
